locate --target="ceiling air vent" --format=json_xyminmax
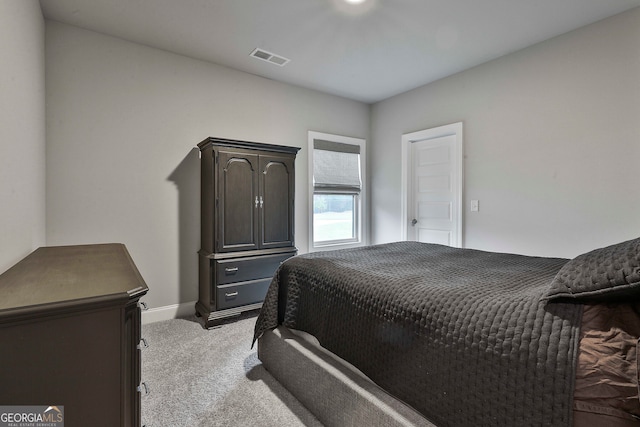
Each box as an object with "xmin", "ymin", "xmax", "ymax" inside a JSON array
[{"xmin": 250, "ymin": 48, "xmax": 290, "ymax": 67}]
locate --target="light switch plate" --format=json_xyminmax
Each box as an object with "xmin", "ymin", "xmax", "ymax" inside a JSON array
[{"xmin": 471, "ymin": 200, "xmax": 479, "ymax": 212}]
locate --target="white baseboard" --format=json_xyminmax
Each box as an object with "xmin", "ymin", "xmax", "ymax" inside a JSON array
[{"xmin": 141, "ymin": 301, "xmax": 196, "ymax": 324}]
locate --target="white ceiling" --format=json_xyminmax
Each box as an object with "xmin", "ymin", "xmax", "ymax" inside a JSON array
[{"xmin": 40, "ymin": 0, "xmax": 640, "ymax": 103}]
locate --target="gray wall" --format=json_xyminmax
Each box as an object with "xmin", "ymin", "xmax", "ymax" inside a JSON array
[
  {"xmin": 6, "ymin": 5, "xmax": 639, "ymax": 313},
  {"xmin": 371, "ymin": 8, "xmax": 640, "ymax": 258},
  {"xmin": 45, "ymin": 21, "xmax": 370, "ymax": 310},
  {"xmin": 0, "ymin": 0, "xmax": 46, "ymax": 272}
]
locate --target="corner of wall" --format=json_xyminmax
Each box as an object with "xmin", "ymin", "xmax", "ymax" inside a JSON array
[{"xmin": 0, "ymin": 0, "xmax": 46, "ymax": 273}]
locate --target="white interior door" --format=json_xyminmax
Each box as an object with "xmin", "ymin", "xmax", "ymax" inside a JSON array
[{"xmin": 404, "ymin": 123, "xmax": 462, "ymax": 247}]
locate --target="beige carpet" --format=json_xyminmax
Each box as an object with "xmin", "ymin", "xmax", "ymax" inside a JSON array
[{"xmin": 140, "ymin": 312, "xmax": 322, "ymax": 426}]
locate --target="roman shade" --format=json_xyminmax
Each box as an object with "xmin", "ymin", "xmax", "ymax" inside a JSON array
[{"xmin": 313, "ymin": 139, "xmax": 361, "ymax": 193}]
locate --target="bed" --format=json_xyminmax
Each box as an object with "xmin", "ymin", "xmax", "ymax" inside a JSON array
[{"xmin": 253, "ymin": 239, "xmax": 640, "ymax": 426}]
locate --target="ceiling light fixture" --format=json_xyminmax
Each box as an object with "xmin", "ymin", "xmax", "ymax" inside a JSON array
[{"xmin": 332, "ymin": 0, "xmax": 375, "ymax": 16}]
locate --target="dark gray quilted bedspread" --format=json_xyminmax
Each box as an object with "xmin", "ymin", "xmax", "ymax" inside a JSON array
[{"xmin": 254, "ymin": 242, "xmax": 583, "ymax": 427}]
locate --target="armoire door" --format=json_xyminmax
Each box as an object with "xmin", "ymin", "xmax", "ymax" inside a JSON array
[
  {"xmin": 259, "ymin": 154, "xmax": 295, "ymax": 249},
  {"xmin": 217, "ymin": 149, "xmax": 259, "ymax": 252}
]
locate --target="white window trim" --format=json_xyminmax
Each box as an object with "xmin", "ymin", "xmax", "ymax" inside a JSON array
[{"xmin": 308, "ymin": 131, "xmax": 367, "ymax": 252}]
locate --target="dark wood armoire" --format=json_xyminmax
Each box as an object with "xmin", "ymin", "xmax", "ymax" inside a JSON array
[{"xmin": 196, "ymin": 137, "xmax": 299, "ymax": 327}]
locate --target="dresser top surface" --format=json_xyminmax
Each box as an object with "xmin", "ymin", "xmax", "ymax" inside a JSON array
[{"xmin": 0, "ymin": 243, "xmax": 148, "ymax": 312}]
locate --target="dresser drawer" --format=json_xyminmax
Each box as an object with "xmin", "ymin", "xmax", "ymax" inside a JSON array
[
  {"xmin": 215, "ymin": 253, "xmax": 292, "ymax": 285},
  {"xmin": 216, "ymin": 278, "xmax": 271, "ymax": 310}
]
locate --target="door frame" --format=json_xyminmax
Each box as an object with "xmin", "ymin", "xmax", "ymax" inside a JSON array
[{"xmin": 400, "ymin": 122, "xmax": 463, "ymax": 246}]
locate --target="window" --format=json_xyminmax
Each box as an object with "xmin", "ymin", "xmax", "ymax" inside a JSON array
[{"xmin": 309, "ymin": 131, "xmax": 366, "ymax": 250}]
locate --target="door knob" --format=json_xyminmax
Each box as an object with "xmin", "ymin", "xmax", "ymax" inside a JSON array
[{"xmin": 411, "ymin": 219, "xmax": 418, "ymax": 226}]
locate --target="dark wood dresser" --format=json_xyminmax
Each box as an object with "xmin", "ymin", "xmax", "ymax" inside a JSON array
[
  {"xmin": 197, "ymin": 137, "xmax": 300, "ymax": 327},
  {"xmin": 0, "ymin": 243, "xmax": 149, "ymax": 427}
]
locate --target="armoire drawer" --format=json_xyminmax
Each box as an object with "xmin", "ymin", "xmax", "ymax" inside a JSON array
[
  {"xmin": 215, "ymin": 253, "xmax": 292, "ymax": 285},
  {"xmin": 216, "ymin": 278, "xmax": 271, "ymax": 310}
]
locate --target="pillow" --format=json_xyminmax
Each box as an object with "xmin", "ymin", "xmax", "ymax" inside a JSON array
[{"xmin": 546, "ymin": 237, "xmax": 640, "ymax": 302}]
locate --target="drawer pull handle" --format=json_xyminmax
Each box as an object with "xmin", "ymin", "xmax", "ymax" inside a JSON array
[
  {"xmin": 138, "ymin": 381, "xmax": 150, "ymax": 396},
  {"xmin": 224, "ymin": 267, "xmax": 239, "ymax": 274},
  {"xmin": 137, "ymin": 338, "xmax": 149, "ymax": 350},
  {"xmin": 225, "ymin": 291, "xmax": 239, "ymax": 298}
]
